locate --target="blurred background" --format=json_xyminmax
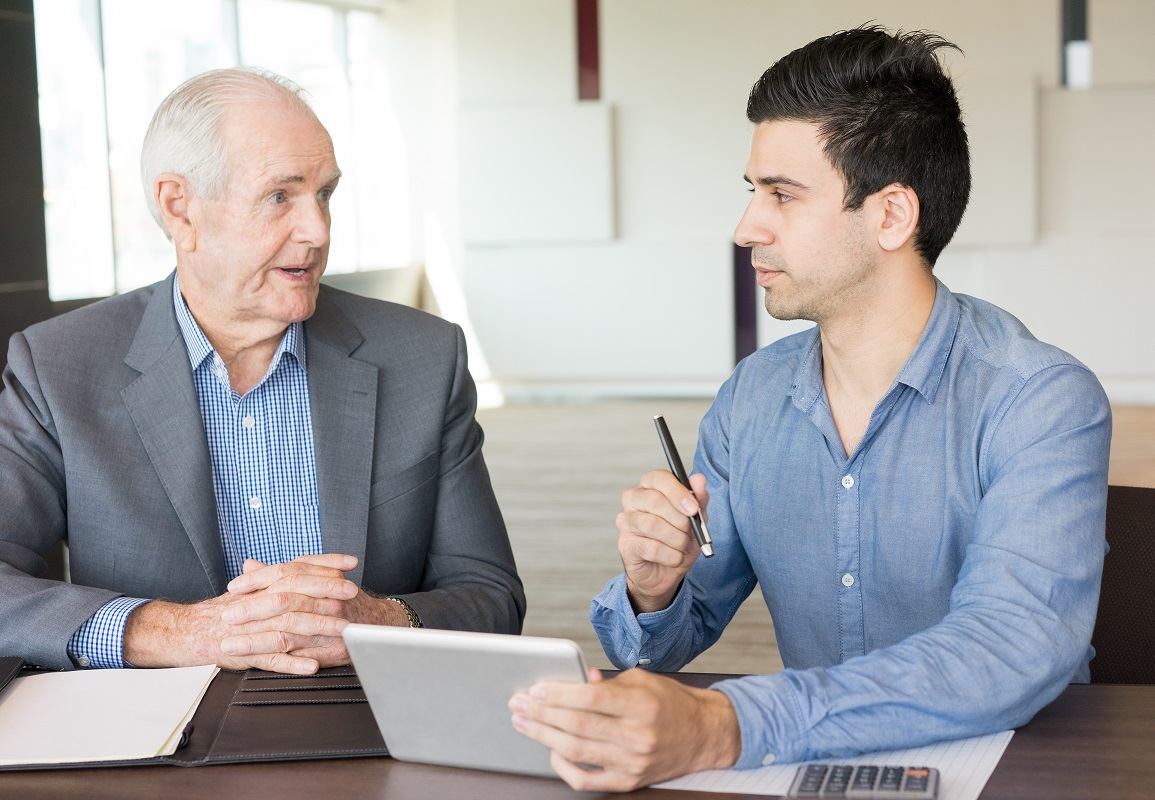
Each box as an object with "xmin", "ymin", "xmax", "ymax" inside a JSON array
[{"xmin": 2, "ymin": 0, "xmax": 1152, "ymax": 669}]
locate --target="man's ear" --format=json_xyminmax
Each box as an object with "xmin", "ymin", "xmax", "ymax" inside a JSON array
[
  {"xmin": 155, "ymin": 173, "xmax": 196, "ymax": 252},
  {"xmin": 874, "ymin": 183, "xmax": 920, "ymax": 253}
]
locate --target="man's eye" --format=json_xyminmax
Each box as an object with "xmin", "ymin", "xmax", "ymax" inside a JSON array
[
  {"xmin": 269, "ymin": 191, "xmax": 287, "ymax": 204},
  {"xmin": 319, "ymin": 188, "xmax": 333, "ymax": 202},
  {"xmin": 774, "ymin": 191, "xmax": 793, "ymax": 204}
]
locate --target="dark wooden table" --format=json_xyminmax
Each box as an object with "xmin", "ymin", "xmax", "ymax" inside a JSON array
[{"xmin": 2, "ymin": 679, "xmax": 1151, "ymax": 799}]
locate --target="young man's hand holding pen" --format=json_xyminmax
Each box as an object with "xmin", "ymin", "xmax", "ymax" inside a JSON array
[{"xmin": 617, "ymin": 416, "xmax": 714, "ymax": 615}]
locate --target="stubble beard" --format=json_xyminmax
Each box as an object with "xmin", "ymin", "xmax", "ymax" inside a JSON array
[
  {"xmin": 755, "ymin": 249, "xmax": 811, "ymax": 322},
  {"xmin": 756, "ymin": 218, "xmax": 875, "ymax": 325},
  {"xmin": 763, "ymin": 284, "xmax": 806, "ymax": 321}
]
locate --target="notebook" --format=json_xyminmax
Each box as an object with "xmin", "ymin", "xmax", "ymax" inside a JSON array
[{"xmin": 0, "ymin": 662, "xmax": 388, "ymax": 770}]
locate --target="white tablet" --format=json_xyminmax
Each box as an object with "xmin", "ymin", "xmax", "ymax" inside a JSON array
[{"xmin": 342, "ymin": 624, "xmax": 589, "ymax": 778}]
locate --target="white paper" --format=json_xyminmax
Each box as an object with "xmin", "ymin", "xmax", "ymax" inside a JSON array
[
  {"xmin": 656, "ymin": 730, "xmax": 1014, "ymax": 800},
  {"xmin": 0, "ymin": 664, "xmax": 219, "ymax": 765}
]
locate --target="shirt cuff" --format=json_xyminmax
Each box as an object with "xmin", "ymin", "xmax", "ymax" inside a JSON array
[
  {"xmin": 713, "ymin": 672, "xmax": 811, "ymax": 768},
  {"xmin": 67, "ymin": 596, "xmax": 151, "ymax": 669},
  {"xmin": 589, "ymin": 573, "xmax": 692, "ymax": 669}
]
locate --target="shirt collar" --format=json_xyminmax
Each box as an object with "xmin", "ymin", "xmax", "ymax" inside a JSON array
[
  {"xmin": 172, "ymin": 275, "xmax": 307, "ymax": 373},
  {"xmin": 891, "ymin": 278, "xmax": 960, "ymax": 405},
  {"xmin": 791, "ymin": 277, "xmax": 961, "ymax": 408}
]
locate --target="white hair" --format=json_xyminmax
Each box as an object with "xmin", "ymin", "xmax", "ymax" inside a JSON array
[{"xmin": 140, "ymin": 67, "xmax": 318, "ymax": 235}]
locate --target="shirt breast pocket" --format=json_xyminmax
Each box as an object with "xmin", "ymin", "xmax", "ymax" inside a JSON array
[{"xmin": 368, "ymin": 452, "xmax": 439, "ymax": 509}]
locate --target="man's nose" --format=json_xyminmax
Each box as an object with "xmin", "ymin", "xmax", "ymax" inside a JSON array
[
  {"xmin": 733, "ymin": 199, "xmax": 773, "ymax": 248},
  {"xmin": 293, "ymin": 199, "xmax": 331, "ymax": 247}
]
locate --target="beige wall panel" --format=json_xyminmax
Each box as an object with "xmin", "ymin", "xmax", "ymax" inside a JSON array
[
  {"xmin": 614, "ymin": 103, "xmax": 753, "ymax": 240},
  {"xmin": 456, "ymin": 0, "xmax": 576, "ymax": 104},
  {"xmin": 600, "ymin": 1, "xmax": 818, "ymax": 107},
  {"xmin": 461, "ymin": 240, "xmax": 733, "ymax": 390},
  {"xmin": 1090, "ymin": 0, "xmax": 1155, "ymax": 85},
  {"xmin": 951, "ymin": 75, "xmax": 1037, "ymax": 247},
  {"xmin": 937, "ymin": 236, "xmax": 1155, "ymax": 398},
  {"xmin": 458, "ymin": 104, "xmax": 615, "ymax": 245},
  {"xmin": 1040, "ymin": 86, "xmax": 1155, "ymax": 236}
]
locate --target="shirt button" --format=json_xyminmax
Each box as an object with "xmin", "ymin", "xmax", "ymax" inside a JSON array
[
  {"xmin": 242, "ymin": 416, "xmax": 255, "ymax": 429},
  {"xmin": 76, "ymin": 656, "xmax": 91, "ymax": 668},
  {"xmin": 842, "ymin": 573, "xmax": 855, "ymax": 587},
  {"xmin": 841, "ymin": 475, "xmax": 855, "ymax": 489},
  {"xmin": 761, "ymin": 753, "xmax": 777, "ymax": 766},
  {"xmin": 249, "ymin": 496, "xmax": 262, "ymax": 510},
  {"xmin": 637, "ymin": 658, "xmax": 651, "ymax": 666}
]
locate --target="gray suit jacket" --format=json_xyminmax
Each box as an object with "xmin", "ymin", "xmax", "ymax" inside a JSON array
[{"xmin": 0, "ymin": 274, "xmax": 524, "ymax": 669}]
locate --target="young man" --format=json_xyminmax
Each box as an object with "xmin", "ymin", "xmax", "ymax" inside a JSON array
[
  {"xmin": 511, "ymin": 26, "xmax": 1110, "ymax": 791},
  {"xmin": 0, "ymin": 69, "xmax": 524, "ymax": 673}
]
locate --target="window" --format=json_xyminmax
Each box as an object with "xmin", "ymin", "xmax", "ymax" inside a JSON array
[{"xmin": 34, "ymin": 0, "xmax": 399, "ymax": 301}]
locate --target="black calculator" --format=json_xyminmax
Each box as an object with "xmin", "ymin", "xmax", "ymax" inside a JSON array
[{"xmin": 786, "ymin": 763, "xmax": 939, "ymax": 798}]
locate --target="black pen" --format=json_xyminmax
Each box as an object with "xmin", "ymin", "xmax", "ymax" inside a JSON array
[{"xmin": 653, "ymin": 414, "xmax": 714, "ymax": 558}]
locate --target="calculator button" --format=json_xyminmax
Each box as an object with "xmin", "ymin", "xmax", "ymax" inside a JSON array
[
  {"xmin": 903, "ymin": 767, "xmax": 930, "ymax": 792},
  {"xmin": 852, "ymin": 765, "xmax": 879, "ymax": 790},
  {"xmin": 794, "ymin": 764, "xmax": 827, "ymax": 795},
  {"xmin": 824, "ymin": 765, "xmax": 853, "ymax": 794},
  {"xmin": 879, "ymin": 767, "xmax": 904, "ymax": 790}
]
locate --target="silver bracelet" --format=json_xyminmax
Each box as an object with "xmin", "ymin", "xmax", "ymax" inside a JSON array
[{"xmin": 386, "ymin": 596, "xmax": 422, "ymax": 628}]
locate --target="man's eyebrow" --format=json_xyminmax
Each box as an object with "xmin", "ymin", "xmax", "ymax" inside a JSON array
[
  {"xmin": 269, "ymin": 169, "xmax": 343, "ymax": 186},
  {"xmin": 742, "ymin": 174, "xmax": 810, "ymax": 190}
]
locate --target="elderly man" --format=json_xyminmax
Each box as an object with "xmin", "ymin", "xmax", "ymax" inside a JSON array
[
  {"xmin": 511, "ymin": 26, "xmax": 1110, "ymax": 791},
  {"xmin": 0, "ymin": 68, "xmax": 524, "ymax": 673}
]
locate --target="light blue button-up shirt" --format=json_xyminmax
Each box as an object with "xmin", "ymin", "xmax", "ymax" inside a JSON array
[{"xmin": 591, "ymin": 280, "xmax": 1111, "ymax": 767}]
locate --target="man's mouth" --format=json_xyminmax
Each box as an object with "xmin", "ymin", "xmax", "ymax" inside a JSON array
[
  {"xmin": 754, "ymin": 265, "xmax": 784, "ymax": 287},
  {"xmin": 276, "ymin": 265, "xmax": 312, "ymax": 278}
]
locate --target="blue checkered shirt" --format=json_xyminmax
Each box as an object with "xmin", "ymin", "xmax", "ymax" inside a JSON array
[{"xmin": 67, "ymin": 278, "xmax": 322, "ymax": 668}]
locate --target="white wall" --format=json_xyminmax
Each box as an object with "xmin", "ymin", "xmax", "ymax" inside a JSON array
[{"xmin": 385, "ymin": 0, "xmax": 1155, "ymax": 402}]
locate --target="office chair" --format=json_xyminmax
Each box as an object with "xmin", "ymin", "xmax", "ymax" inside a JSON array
[{"xmin": 1089, "ymin": 485, "xmax": 1155, "ymax": 684}]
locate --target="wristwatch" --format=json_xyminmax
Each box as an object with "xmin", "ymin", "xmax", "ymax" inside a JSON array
[{"xmin": 386, "ymin": 596, "xmax": 423, "ymax": 628}]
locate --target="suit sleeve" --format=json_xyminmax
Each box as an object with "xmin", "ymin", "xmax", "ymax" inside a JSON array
[
  {"xmin": 390, "ymin": 325, "xmax": 526, "ymax": 634},
  {"xmin": 0, "ymin": 333, "xmax": 123, "ymax": 669}
]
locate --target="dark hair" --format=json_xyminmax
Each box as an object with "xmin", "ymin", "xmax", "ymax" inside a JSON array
[{"xmin": 746, "ymin": 25, "xmax": 970, "ymax": 266}]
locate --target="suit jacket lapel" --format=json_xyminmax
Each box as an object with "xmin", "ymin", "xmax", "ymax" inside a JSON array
[
  {"xmin": 121, "ymin": 275, "xmax": 227, "ymax": 594},
  {"xmin": 305, "ymin": 291, "xmax": 378, "ymax": 586}
]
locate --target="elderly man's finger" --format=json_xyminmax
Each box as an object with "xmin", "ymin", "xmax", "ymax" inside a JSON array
[
  {"xmin": 224, "ymin": 558, "xmax": 351, "ymax": 595},
  {"xmin": 220, "ymin": 591, "xmax": 349, "ymax": 625},
  {"xmin": 220, "ymin": 623, "xmax": 345, "ymax": 657},
  {"xmin": 239, "ymin": 651, "xmax": 322, "ymax": 675}
]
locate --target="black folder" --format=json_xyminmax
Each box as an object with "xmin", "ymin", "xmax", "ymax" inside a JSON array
[
  {"xmin": 0, "ymin": 657, "xmax": 23, "ymax": 697},
  {"xmin": 0, "ymin": 664, "xmax": 388, "ymax": 770}
]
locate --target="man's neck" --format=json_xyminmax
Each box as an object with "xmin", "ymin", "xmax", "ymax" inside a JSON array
[
  {"xmin": 193, "ymin": 308, "xmax": 287, "ymax": 397},
  {"xmin": 819, "ymin": 269, "xmax": 937, "ymax": 456},
  {"xmin": 212, "ymin": 336, "xmax": 285, "ymax": 396}
]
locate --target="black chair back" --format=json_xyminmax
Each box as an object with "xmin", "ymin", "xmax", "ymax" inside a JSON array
[{"xmin": 1089, "ymin": 485, "xmax": 1155, "ymax": 684}]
